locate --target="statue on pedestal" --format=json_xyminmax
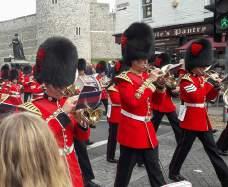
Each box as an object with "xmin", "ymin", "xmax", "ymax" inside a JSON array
[{"xmin": 9, "ymin": 33, "xmax": 25, "ymax": 60}]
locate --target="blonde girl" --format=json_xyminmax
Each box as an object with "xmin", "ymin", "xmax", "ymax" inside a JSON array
[{"xmin": 0, "ymin": 112, "xmax": 72, "ymax": 187}]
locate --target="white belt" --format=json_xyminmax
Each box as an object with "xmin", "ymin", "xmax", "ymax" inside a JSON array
[
  {"xmin": 59, "ymin": 144, "xmax": 74, "ymax": 156},
  {"xmin": 121, "ymin": 109, "xmax": 151, "ymax": 122},
  {"xmin": 184, "ymin": 102, "xmax": 205, "ymax": 108},
  {"xmin": 10, "ymin": 94, "xmax": 21, "ymax": 98},
  {"xmin": 33, "ymin": 93, "xmax": 44, "ymax": 96},
  {"xmin": 111, "ymin": 104, "xmax": 121, "ymax": 107}
]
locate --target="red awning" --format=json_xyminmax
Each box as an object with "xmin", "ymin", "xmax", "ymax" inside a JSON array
[{"xmin": 176, "ymin": 37, "xmax": 227, "ymax": 51}]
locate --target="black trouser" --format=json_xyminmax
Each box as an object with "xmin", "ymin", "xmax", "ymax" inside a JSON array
[
  {"xmin": 74, "ymin": 139, "xmax": 95, "ymax": 182},
  {"xmin": 169, "ymin": 129, "xmax": 228, "ymax": 187},
  {"xmin": 101, "ymin": 99, "xmax": 108, "ymax": 115},
  {"xmin": 106, "ymin": 122, "xmax": 118, "ymax": 160},
  {"xmin": 217, "ymin": 122, "xmax": 228, "ymax": 151},
  {"xmin": 152, "ymin": 110, "xmax": 182, "ymax": 144},
  {"xmin": 24, "ymin": 92, "xmax": 31, "ymax": 102},
  {"xmin": 114, "ymin": 145, "xmax": 166, "ymax": 187}
]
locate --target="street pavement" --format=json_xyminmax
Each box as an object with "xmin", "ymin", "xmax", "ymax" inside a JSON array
[{"xmin": 87, "ymin": 105, "xmax": 227, "ymax": 187}]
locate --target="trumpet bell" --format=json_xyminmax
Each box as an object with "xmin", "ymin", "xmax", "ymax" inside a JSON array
[{"xmin": 83, "ymin": 108, "xmax": 103, "ymax": 127}]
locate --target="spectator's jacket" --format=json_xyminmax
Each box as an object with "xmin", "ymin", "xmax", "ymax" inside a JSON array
[
  {"xmin": 116, "ymin": 71, "xmax": 158, "ymax": 149},
  {"xmin": 179, "ymin": 73, "xmax": 219, "ymax": 131},
  {"xmin": 19, "ymin": 95, "xmax": 90, "ymax": 187},
  {"xmin": 107, "ymin": 84, "xmax": 121, "ymax": 124}
]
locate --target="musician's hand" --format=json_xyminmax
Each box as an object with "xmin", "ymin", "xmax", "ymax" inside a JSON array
[
  {"xmin": 149, "ymin": 68, "xmax": 164, "ymax": 82},
  {"xmin": 73, "ymin": 109, "xmax": 91, "ymax": 128},
  {"xmin": 62, "ymin": 95, "xmax": 78, "ymax": 114}
]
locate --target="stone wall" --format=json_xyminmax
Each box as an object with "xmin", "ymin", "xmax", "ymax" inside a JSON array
[
  {"xmin": 0, "ymin": 15, "xmax": 37, "ymax": 63},
  {"xmin": 90, "ymin": 3, "xmax": 121, "ymax": 60},
  {"xmin": 0, "ymin": 0, "xmax": 120, "ymax": 63},
  {"xmin": 36, "ymin": 0, "xmax": 92, "ymax": 61}
]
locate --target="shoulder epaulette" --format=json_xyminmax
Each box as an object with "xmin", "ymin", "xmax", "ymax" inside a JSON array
[
  {"xmin": 19, "ymin": 102, "xmax": 42, "ymax": 116},
  {"xmin": 0, "ymin": 94, "xmax": 9, "ymax": 103},
  {"xmin": 180, "ymin": 74, "xmax": 193, "ymax": 83},
  {"xmin": 115, "ymin": 71, "xmax": 133, "ymax": 84},
  {"xmin": 107, "ymin": 85, "xmax": 119, "ymax": 92}
]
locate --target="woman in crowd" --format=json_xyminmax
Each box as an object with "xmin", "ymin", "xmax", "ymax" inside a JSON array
[{"xmin": 0, "ymin": 112, "xmax": 71, "ymax": 187}]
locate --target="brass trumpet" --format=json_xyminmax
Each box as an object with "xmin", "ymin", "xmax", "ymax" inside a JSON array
[
  {"xmin": 147, "ymin": 65, "xmax": 179, "ymax": 90},
  {"xmin": 63, "ymin": 83, "xmax": 103, "ymax": 128}
]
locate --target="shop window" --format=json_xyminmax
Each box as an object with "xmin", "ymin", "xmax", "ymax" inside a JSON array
[{"xmin": 142, "ymin": 0, "xmax": 152, "ymax": 19}]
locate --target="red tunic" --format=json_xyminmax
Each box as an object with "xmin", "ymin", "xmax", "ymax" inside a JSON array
[
  {"xmin": 1, "ymin": 80, "xmax": 11, "ymax": 94},
  {"xmin": 7, "ymin": 82, "xmax": 23, "ymax": 105},
  {"xmin": 116, "ymin": 71, "xmax": 158, "ymax": 149},
  {"xmin": 107, "ymin": 84, "xmax": 121, "ymax": 124},
  {"xmin": 179, "ymin": 74, "xmax": 219, "ymax": 131},
  {"xmin": 21, "ymin": 74, "xmax": 33, "ymax": 93},
  {"xmin": 152, "ymin": 89, "xmax": 176, "ymax": 113},
  {"xmin": 21, "ymin": 97, "xmax": 89, "ymax": 187},
  {"xmin": 30, "ymin": 80, "xmax": 44, "ymax": 100},
  {"xmin": 0, "ymin": 82, "xmax": 23, "ymax": 105}
]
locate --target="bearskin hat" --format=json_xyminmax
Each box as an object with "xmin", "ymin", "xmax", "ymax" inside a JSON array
[
  {"xmin": 185, "ymin": 38, "xmax": 213, "ymax": 71},
  {"xmin": 78, "ymin": 58, "xmax": 87, "ymax": 71},
  {"xmin": 9, "ymin": 69, "xmax": 19, "ymax": 81},
  {"xmin": 0, "ymin": 64, "xmax": 10, "ymax": 80},
  {"xmin": 23, "ymin": 65, "xmax": 32, "ymax": 75},
  {"xmin": 154, "ymin": 53, "xmax": 171, "ymax": 68},
  {"xmin": 121, "ymin": 22, "xmax": 154, "ymax": 66},
  {"xmin": 33, "ymin": 36, "xmax": 78, "ymax": 88},
  {"xmin": 96, "ymin": 61, "xmax": 107, "ymax": 74}
]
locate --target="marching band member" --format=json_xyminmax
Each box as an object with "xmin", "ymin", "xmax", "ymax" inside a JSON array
[
  {"xmin": 74, "ymin": 58, "xmax": 100, "ymax": 187},
  {"xmin": 0, "ymin": 64, "xmax": 11, "ymax": 94},
  {"xmin": 20, "ymin": 37, "xmax": 89, "ymax": 187},
  {"xmin": 106, "ymin": 60, "xmax": 124, "ymax": 163},
  {"xmin": 151, "ymin": 53, "xmax": 182, "ymax": 143},
  {"xmin": 168, "ymin": 38, "xmax": 228, "ymax": 187},
  {"xmin": 95, "ymin": 61, "xmax": 109, "ymax": 114},
  {"xmin": 0, "ymin": 68, "xmax": 22, "ymax": 116},
  {"xmin": 114, "ymin": 22, "xmax": 166, "ymax": 187},
  {"xmin": 21, "ymin": 64, "xmax": 33, "ymax": 102},
  {"xmin": 7, "ymin": 69, "xmax": 23, "ymax": 105}
]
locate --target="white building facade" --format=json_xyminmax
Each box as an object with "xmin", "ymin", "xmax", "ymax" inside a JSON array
[{"xmin": 114, "ymin": 0, "xmax": 215, "ymax": 52}]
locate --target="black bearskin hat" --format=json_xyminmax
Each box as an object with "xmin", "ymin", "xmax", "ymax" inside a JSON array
[
  {"xmin": 1, "ymin": 64, "xmax": 10, "ymax": 80},
  {"xmin": 96, "ymin": 61, "xmax": 107, "ymax": 74},
  {"xmin": 9, "ymin": 69, "xmax": 19, "ymax": 81},
  {"xmin": 185, "ymin": 38, "xmax": 213, "ymax": 71},
  {"xmin": 78, "ymin": 58, "xmax": 87, "ymax": 71},
  {"xmin": 121, "ymin": 22, "xmax": 154, "ymax": 66},
  {"xmin": 34, "ymin": 36, "xmax": 78, "ymax": 88},
  {"xmin": 23, "ymin": 65, "xmax": 32, "ymax": 75},
  {"xmin": 154, "ymin": 53, "xmax": 171, "ymax": 68}
]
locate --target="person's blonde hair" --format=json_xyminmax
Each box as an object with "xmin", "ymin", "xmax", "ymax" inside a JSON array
[{"xmin": 0, "ymin": 112, "xmax": 72, "ymax": 187}]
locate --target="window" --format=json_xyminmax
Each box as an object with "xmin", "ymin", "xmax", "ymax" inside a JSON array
[
  {"xmin": 75, "ymin": 27, "xmax": 81, "ymax": 36},
  {"xmin": 52, "ymin": 0, "xmax": 57, "ymax": 4},
  {"xmin": 142, "ymin": 0, "xmax": 152, "ymax": 19}
]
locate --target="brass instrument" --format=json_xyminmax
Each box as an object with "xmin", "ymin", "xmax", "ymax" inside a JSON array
[
  {"xmin": 147, "ymin": 63, "xmax": 181, "ymax": 90},
  {"xmin": 79, "ymin": 108, "xmax": 103, "ymax": 128},
  {"xmin": 99, "ymin": 75, "xmax": 112, "ymax": 88},
  {"xmin": 63, "ymin": 75, "xmax": 103, "ymax": 127}
]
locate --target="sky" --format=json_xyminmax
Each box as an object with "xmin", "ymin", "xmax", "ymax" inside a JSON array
[{"xmin": 0, "ymin": 0, "xmax": 115, "ymax": 22}]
